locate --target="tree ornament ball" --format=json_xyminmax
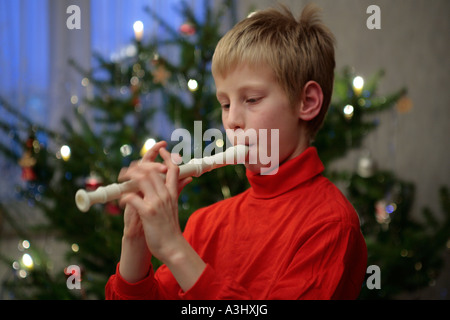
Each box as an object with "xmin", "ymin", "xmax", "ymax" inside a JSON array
[
  {"xmin": 357, "ymin": 154, "xmax": 376, "ymax": 178},
  {"xmin": 180, "ymin": 22, "xmax": 196, "ymax": 36}
]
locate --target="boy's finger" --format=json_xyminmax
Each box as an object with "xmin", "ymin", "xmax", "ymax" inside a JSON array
[
  {"xmin": 142, "ymin": 140, "xmax": 167, "ymax": 162},
  {"xmin": 177, "ymin": 177, "xmax": 192, "ymax": 196},
  {"xmin": 171, "ymin": 153, "xmax": 183, "ymax": 165},
  {"xmin": 159, "ymin": 148, "xmax": 179, "ymax": 198},
  {"xmin": 118, "ymin": 162, "xmax": 167, "ymax": 182}
]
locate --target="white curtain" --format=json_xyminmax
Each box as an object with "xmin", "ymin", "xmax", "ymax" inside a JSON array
[
  {"xmin": 48, "ymin": 0, "xmax": 92, "ymax": 131},
  {"xmin": 0, "ymin": 0, "xmax": 206, "ymax": 200},
  {"xmin": 0, "ymin": 0, "xmax": 49, "ymax": 125},
  {"xmin": 91, "ymin": 0, "xmax": 189, "ymax": 59},
  {"xmin": 0, "ymin": 0, "xmax": 51, "ymax": 200},
  {"xmin": 1, "ymin": 0, "xmax": 204, "ymax": 128}
]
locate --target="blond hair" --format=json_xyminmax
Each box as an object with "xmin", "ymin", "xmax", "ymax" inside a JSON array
[{"xmin": 212, "ymin": 3, "xmax": 336, "ymax": 140}]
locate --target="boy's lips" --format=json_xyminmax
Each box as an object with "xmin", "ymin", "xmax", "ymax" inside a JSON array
[{"xmin": 242, "ymin": 144, "xmax": 256, "ymax": 163}]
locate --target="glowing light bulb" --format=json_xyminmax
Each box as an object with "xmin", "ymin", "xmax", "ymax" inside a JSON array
[
  {"xmin": 343, "ymin": 104, "xmax": 354, "ymax": 119},
  {"xmin": 140, "ymin": 138, "xmax": 156, "ymax": 156},
  {"xmin": 120, "ymin": 144, "xmax": 132, "ymax": 157},
  {"xmin": 71, "ymin": 243, "xmax": 80, "ymax": 253},
  {"xmin": 187, "ymin": 79, "xmax": 198, "ymax": 92},
  {"xmin": 22, "ymin": 240, "xmax": 30, "ymax": 249},
  {"xmin": 133, "ymin": 21, "xmax": 144, "ymax": 41},
  {"xmin": 215, "ymin": 139, "xmax": 224, "ymax": 148},
  {"xmin": 60, "ymin": 145, "xmax": 71, "ymax": 161},
  {"xmin": 22, "ymin": 253, "xmax": 34, "ymax": 269},
  {"xmin": 70, "ymin": 95, "xmax": 79, "ymax": 104},
  {"xmin": 352, "ymin": 76, "xmax": 364, "ymax": 95}
]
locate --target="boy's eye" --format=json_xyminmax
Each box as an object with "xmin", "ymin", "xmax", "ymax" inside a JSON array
[
  {"xmin": 221, "ymin": 103, "xmax": 230, "ymax": 109},
  {"xmin": 246, "ymin": 97, "xmax": 262, "ymax": 104}
]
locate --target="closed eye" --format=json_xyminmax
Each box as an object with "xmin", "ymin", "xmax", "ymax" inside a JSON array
[{"xmin": 246, "ymin": 97, "xmax": 262, "ymax": 104}]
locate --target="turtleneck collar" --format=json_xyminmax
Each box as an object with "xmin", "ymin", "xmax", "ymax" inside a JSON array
[{"xmin": 246, "ymin": 147, "xmax": 325, "ymax": 199}]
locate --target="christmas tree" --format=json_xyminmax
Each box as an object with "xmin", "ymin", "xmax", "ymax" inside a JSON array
[
  {"xmin": 314, "ymin": 67, "xmax": 450, "ymax": 299},
  {"xmin": 0, "ymin": 0, "xmax": 448, "ymax": 300},
  {"xmin": 0, "ymin": 0, "xmax": 245, "ymax": 299}
]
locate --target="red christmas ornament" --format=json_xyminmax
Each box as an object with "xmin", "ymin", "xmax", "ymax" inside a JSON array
[
  {"xmin": 21, "ymin": 165, "xmax": 37, "ymax": 181},
  {"xmin": 105, "ymin": 202, "xmax": 121, "ymax": 216},
  {"xmin": 85, "ymin": 172, "xmax": 102, "ymax": 191},
  {"xmin": 18, "ymin": 136, "xmax": 38, "ymax": 182},
  {"xmin": 179, "ymin": 22, "xmax": 196, "ymax": 36},
  {"xmin": 130, "ymin": 84, "xmax": 139, "ymax": 102},
  {"xmin": 64, "ymin": 266, "xmax": 82, "ymax": 280}
]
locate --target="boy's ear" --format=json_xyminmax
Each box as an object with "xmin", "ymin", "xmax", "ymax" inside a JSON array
[{"xmin": 297, "ymin": 81, "xmax": 323, "ymax": 121}]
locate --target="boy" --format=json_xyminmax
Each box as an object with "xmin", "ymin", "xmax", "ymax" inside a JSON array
[{"xmin": 106, "ymin": 4, "xmax": 367, "ymax": 299}]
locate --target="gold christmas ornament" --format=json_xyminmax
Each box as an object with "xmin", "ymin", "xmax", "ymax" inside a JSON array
[
  {"xmin": 396, "ymin": 95, "xmax": 413, "ymax": 114},
  {"xmin": 152, "ymin": 65, "xmax": 171, "ymax": 85}
]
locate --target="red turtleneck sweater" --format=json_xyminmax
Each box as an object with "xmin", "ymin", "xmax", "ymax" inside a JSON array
[{"xmin": 105, "ymin": 147, "xmax": 367, "ymax": 300}]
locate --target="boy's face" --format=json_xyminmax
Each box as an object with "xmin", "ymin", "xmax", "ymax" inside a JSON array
[{"xmin": 214, "ymin": 63, "xmax": 308, "ymax": 174}]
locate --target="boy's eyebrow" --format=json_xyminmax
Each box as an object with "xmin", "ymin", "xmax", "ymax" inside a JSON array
[
  {"xmin": 216, "ymin": 91, "xmax": 227, "ymax": 100},
  {"xmin": 216, "ymin": 84, "xmax": 268, "ymax": 98}
]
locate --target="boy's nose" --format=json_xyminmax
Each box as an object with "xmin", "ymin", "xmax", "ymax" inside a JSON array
[{"xmin": 225, "ymin": 104, "xmax": 245, "ymax": 130}]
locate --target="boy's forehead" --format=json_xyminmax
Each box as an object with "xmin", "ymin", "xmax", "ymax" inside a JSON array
[
  {"xmin": 214, "ymin": 63, "xmax": 279, "ymax": 97},
  {"xmin": 214, "ymin": 62, "xmax": 276, "ymax": 83}
]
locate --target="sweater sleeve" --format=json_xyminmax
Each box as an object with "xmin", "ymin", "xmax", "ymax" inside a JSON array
[
  {"xmin": 105, "ymin": 263, "xmax": 154, "ymax": 300},
  {"xmin": 106, "ymin": 260, "xmax": 190, "ymax": 300}
]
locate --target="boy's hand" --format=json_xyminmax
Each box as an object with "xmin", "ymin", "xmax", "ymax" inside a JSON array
[
  {"xmin": 118, "ymin": 141, "xmax": 167, "ymax": 283},
  {"xmin": 119, "ymin": 141, "xmax": 167, "ymax": 240},
  {"xmin": 119, "ymin": 141, "xmax": 192, "ymax": 263}
]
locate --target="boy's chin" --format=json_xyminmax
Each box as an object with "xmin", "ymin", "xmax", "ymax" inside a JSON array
[{"xmin": 244, "ymin": 163, "xmax": 279, "ymax": 176}]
